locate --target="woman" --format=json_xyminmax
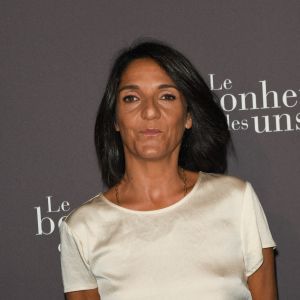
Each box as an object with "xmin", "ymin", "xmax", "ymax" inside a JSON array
[{"xmin": 59, "ymin": 40, "xmax": 277, "ymax": 299}]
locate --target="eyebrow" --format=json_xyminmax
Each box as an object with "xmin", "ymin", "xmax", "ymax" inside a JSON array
[{"xmin": 118, "ymin": 83, "xmax": 178, "ymax": 93}]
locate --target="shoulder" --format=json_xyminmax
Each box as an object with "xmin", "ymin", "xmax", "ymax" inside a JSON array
[
  {"xmin": 200, "ymin": 171, "xmax": 248, "ymax": 196},
  {"xmin": 63, "ymin": 192, "xmax": 103, "ymax": 232},
  {"xmin": 197, "ymin": 172, "xmax": 253, "ymax": 221}
]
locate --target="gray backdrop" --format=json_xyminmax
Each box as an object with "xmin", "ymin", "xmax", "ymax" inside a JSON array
[{"xmin": 1, "ymin": 1, "xmax": 299, "ymax": 299}]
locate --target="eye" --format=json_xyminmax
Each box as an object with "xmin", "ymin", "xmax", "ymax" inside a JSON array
[
  {"xmin": 122, "ymin": 95, "xmax": 139, "ymax": 103},
  {"xmin": 161, "ymin": 93, "xmax": 176, "ymax": 101}
]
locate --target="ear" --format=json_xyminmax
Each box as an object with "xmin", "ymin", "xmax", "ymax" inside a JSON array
[
  {"xmin": 114, "ymin": 121, "xmax": 120, "ymax": 131},
  {"xmin": 185, "ymin": 112, "xmax": 192, "ymax": 129}
]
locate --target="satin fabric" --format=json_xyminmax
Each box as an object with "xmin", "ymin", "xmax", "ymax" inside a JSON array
[{"xmin": 59, "ymin": 171, "xmax": 276, "ymax": 299}]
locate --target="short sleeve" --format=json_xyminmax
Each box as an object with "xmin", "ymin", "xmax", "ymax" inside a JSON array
[
  {"xmin": 241, "ymin": 181, "xmax": 276, "ymax": 277},
  {"xmin": 59, "ymin": 220, "xmax": 98, "ymax": 292}
]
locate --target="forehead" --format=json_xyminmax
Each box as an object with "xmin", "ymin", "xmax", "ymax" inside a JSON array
[{"xmin": 120, "ymin": 58, "xmax": 174, "ymax": 84}]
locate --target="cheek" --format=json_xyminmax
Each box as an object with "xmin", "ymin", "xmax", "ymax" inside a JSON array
[
  {"xmin": 115, "ymin": 106, "xmax": 129, "ymax": 130},
  {"xmin": 115, "ymin": 114, "xmax": 138, "ymax": 142},
  {"xmin": 164, "ymin": 112, "xmax": 188, "ymax": 142},
  {"xmin": 168, "ymin": 108, "xmax": 187, "ymax": 128}
]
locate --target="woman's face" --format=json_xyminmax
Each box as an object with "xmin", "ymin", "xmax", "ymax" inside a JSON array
[{"xmin": 115, "ymin": 58, "xmax": 192, "ymax": 161}]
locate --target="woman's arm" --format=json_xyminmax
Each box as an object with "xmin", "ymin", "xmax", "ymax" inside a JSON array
[
  {"xmin": 247, "ymin": 247, "xmax": 278, "ymax": 300},
  {"xmin": 65, "ymin": 288, "xmax": 101, "ymax": 300}
]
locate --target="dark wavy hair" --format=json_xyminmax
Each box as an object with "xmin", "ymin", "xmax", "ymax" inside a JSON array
[{"xmin": 95, "ymin": 39, "xmax": 233, "ymax": 188}]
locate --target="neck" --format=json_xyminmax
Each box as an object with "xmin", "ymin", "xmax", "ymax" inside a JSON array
[
  {"xmin": 123, "ymin": 152, "xmax": 182, "ymax": 182},
  {"xmin": 117, "ymin": 154, "xmax": 186, "ymax": 204}
]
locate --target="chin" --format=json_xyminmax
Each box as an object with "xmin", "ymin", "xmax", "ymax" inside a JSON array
[{"xmin": 136, "ymin": 146, "xmax": 166, "ymax": 160}]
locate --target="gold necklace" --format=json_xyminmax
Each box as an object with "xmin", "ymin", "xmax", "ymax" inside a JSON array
[{"xmin": 114, "ymin": 167, "xmax": 187, "ymax": 206}]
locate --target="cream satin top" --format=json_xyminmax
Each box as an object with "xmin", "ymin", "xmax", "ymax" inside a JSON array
[{"xmin": 59, "ymin": 171, "xmax": 276, "ymax": 299}]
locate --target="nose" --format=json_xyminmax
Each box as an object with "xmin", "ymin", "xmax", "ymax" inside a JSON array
[{"xmin": 141, "ymin": 98, "xmax": 161, "ymax": 120}]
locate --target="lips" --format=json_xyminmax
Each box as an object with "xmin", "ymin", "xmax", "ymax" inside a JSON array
[{"xmin": 140, "ymin": 129, "xmax": 162, "ymax": 136}]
